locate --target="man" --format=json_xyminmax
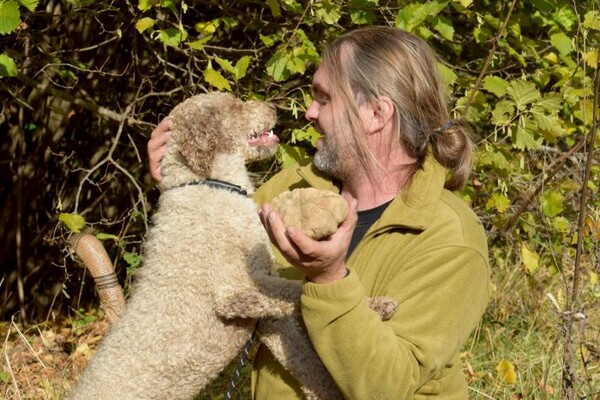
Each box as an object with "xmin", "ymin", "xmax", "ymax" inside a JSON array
[{"xmin": 149, "ymin": 26, "xmax": 489, "ymax": 399}]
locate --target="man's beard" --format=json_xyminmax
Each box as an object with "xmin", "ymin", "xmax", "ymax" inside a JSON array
[{"xmin": 313, "ymin": 134, "xmax": 346, "ymax": 181}]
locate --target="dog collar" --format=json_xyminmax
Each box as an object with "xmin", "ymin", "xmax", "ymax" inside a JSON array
[{"xmin": 172, "ymin": 179, "xmax": 248, "ymax": 196}]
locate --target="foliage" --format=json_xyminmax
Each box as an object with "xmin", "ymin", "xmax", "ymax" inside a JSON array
[{"xmin": 0, "ymin": 0, "xmax": 598, "ymax": 397}]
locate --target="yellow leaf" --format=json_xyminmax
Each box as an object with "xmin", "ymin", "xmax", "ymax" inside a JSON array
[
  {"xmin": 496, "ymin": 359, "xmax": 517, "ymax": 385},
  {"xmin": 135, "ymin": 17, "xmax": 155, "ymax": 33},
  {"xmin": 521, "ymin": 243, "xmax": 539, "ymax": 274},
  {"xmin": 584, "ymin": 214, "xmax": 600, "ymax": 240},
  {"xmin": 59, "ymin": 213, "xmax": 85, "ymax": 233}
]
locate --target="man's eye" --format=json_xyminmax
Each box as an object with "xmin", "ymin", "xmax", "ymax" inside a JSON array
[{"xmin": 316, "ymin": 95, "xmax": 329, "ymax": 105}]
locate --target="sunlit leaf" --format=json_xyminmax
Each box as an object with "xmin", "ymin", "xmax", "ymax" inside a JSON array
[
  {"xmin": 506, "ymin": 80, "xmax": 541, "ymax": 109},
  {"xmin": 195, "ymin": 20, "xmax": 218, "ymax": 35},
  {"xmin": 512, "ymin": 118, "xmax": 542, "ymax": 150},
  {"xmin": 521, "ymin": 243, "xmax": 539, "ymax": 274},
  {"xmin": 438, "ymin": 62, "xmax": 457, "ymax": 89},
  {"xmin": 550, "ymin": 32, "xmax": 572, "ymax": 56},
  {"xmin": 483, "ymin": 76, "xmax": 509, "ymax": 97},
  {"xmin": 491, "ymin": 100, "xmax": 514, "ymax": 126},
  {"xmin": 158, "ymin": 28, "xmax": 187, "ymax": 47},
  {"xmin": 16, "ymin": 0, "xmax": 38, "ymax": 11},
  {"xmin": 0, "ymin": 53, "xmax": 17, "ymax": 77},
  {"xmin": 485, "ymin": 193, "xmax": 511, "ymax": 213},
  {"xmin": 541, "ymin": 189, "xmax": 564, "ymax": 217},
  {"xmin": 0, "ymin": 0, "xmax": 20, "ymax": 35},
  {"xmin": 278, "ymin": 143, "xmax": 309, "ymax": 168},
  {"xmin": 215, "ymin": 57, "xmax": 235, "ymax": 74},
  {"xmin": 583, "ymin": 11, "xmax": 600, "ymax": 31},
  {"xmin": 138, "ymin": 0, "xmax": 156, "ymax": 11},
  {"xmin": 434, "ymin": 16, "xmax": 454, "ymax": 41},
  {"xmin": 234, "ymin": 55, "xmax": 251, "ymax": 81},
  {"xmin": 187, "ymin": 36, "xmax": 212, "ymax": 50},
  {"xmin": 59, "ymin": 213, "xmax": 85, "ymax": 233},
  {"xmin": 496, "ymin": 359, "xmax": 517, "ymax": 384},
  {"xmin": 314, "ymin": 0, "xmax": 341, "ymax": 24},
  {"xmin": 203, "ymin": 68, "xmax": 231, "ymax": 91},
  {"xmin": 135, "ymin": 17, "xmax": 155, "ymax": 33}
]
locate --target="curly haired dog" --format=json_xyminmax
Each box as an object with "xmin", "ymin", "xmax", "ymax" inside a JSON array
[{"xmin": 68, "ymin": 92, "xmax": 395, "ymax": 400}]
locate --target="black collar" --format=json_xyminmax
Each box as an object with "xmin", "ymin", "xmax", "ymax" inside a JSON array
[{"xmin": 172, "ymin": 179, "xmax": 248, "ymax": 196}]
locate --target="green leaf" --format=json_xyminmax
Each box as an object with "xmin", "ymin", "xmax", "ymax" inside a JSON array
[
  {"xmin": 437, "ymin": 63, "xmax": 457, "ymax": 91},
  {"xmin": 203, "ymin": 68, "xmax": 231, "ymax": 91},
  {"xmin": 550, "ymin": 32, "xmax": 572, "ymax": 56},
  {"xmin": 234, "ymin": 55, "xmax": 251, "ymax": 81},
  {"xmin": 195, "ymin": 20, "xmax": 219, "ymax": 35},
  {"xmin": 16, "ymin": 0, "xmax": 38, "ymax": 11},
  {"xmin": 483, "ymin": 76, "xmax": 508, "ymax": 97},
  {"xmin": 433, "ymin": 16, "xmax": 454, "ymax": 41},
  {"xmin": 214, "ymin": 57, "xmax": 235, "ymax": 75},
  {"xmin": 96, "ymin": 233, "xmax": 120, "ymax": 241},
  {"xmin": 454, "ymin": 0, "xmax": 472, "ymax": 7},
  {"xmin": 291, "ymin": 126, "xmax": 321, "ymax": 147},
  {"xmin": 506, "ymin": 81, "xmax": 541, "ymax": 109},
  {"xmin": 266, "ymin": 49, "xmax": 290, "ymax": 82},
  {"xmin": 0, "ymin": 0, "xmax": 20, "ymax": 35},
  {"xmin": 158, "ymin": 28, "xmax": 187, "ymax": 47},
  {"xmin": 541, "ymin": 189, "xmax": 564, "ymax": 217},
  {"xmin": 496, "ymin": 359, "xmax": 517, "ymax": 385},
  {"xmin": 535, "ymin": 92, "xmax": 562, "ymax": 113},
  {"xmin": 59, "ymin": 213, "xmax": 85, "ymax": 233},
  {"xmin": 266, "ymin": 0, "xmax": 281, "ymax": 17},
  {"xmin": 491, "ymin": 100, "xmax": 515, "ymax": 126},
  {"xmin": 259, "ymin": 34, "xmax": 278, "ymax": 47},
  {"xmin": 277, "ymin": 144, "xmax": 309, "ymax": 168},
  {"xmin": 187, "ymin": 36, "xmax": 212, "ymax": 50},
  {"xmin": 124, "ymin": 251, "xmax": 142, "ymax": 273},
  {"xmin": 512, "ymin": 118, "xmax": 542, "ymax": 150},
  {"xmin": 348, "ymin": 0, "xmax": 377, "ymax": 25},
  {"xmin": 485, "ymin": 193, "xmax": 511, "ymax": 213},
  {"xmin": 138, "ymin": 0, "xmax": 156, "ymax": 11},
  {"xmin": 0, "ymin": 53, "xmax": 17, "ymax": 77},
  {"xmin": 135, "ymin": 17, "xmax": 155, "ymax": 33},
  {"xmin": 520, "ymin": 244, "xmax": 539, "ymax": 275},
  {"xmin": 583, "ymin": 11, "xmax": 600, "ymax": 31},
  {"xmin": 314, "ymin": 0, "xmax": 341, "ymax": 24}
]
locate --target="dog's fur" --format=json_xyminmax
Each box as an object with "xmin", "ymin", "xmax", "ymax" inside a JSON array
[{"xmin": 68, "ymin": 92, "xmax": 349, "ymax": 400}]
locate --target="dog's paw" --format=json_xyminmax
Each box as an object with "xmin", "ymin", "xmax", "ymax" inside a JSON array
[{"xmin": 366, "ymin": 296, "xmax": 398, "ymax": 321}]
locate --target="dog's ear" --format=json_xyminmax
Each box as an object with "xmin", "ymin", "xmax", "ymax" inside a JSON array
[{"xmin": 172, "ymin": 104, "xmax": 221, "ymax": 178}]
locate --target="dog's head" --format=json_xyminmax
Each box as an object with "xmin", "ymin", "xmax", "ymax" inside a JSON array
[{"xmin": 167, "ymin": 92, "xmax": 279, "ymax": 179}]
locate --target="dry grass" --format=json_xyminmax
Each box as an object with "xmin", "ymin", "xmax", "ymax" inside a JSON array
[{"xmin": 1, "ymin": 257, "xmax": 597, "ymax": 400}]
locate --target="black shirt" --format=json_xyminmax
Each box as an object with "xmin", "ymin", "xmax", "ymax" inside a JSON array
[{"xmin": 347, "ymin": 200, "xmax": 392, "ymax": 258}]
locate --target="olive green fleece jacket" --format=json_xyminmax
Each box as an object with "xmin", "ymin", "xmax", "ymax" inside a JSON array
[{"xmin": 251, "ymin": 157, "xmax": 490, "ymax": 400}]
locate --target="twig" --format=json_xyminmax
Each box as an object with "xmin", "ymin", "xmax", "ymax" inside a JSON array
[
  {"xmin": 562, "ymin": 43, "xmax": 600, "ymax": 400},
  {"xmin": 460, "ymin": 0, "xmax": 518, "ymax": 117}
]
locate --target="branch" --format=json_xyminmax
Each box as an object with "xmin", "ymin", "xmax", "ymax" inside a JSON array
[{"xmin": 460, "ymin": 0, "xmax": 518, "ymax": 118}]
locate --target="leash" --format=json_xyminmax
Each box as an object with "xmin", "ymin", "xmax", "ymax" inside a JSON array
[{"xmin": 226, "ymin": 324, "xmax": 258, "ymax": 399}]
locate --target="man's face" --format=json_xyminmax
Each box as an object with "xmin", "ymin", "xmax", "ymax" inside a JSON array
[{"xmin": 305, "ymin": 67, "xmax": 351, "ymax": 180}]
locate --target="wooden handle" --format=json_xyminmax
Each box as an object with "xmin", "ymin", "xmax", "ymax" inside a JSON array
[{"xmin": 71, "ymin": 233, "xmax": 126, "ymax": 325}]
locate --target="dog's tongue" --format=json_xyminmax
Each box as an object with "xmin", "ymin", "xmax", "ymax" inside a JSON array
[{"xmin": 249, "ymin": 130, "xmax": 279, "ymax": 147}]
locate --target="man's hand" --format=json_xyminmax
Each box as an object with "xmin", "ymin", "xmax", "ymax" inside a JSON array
[
  {"xmin": 259, "ymin": 197, "xmax": 358, "ymax": 284},
  {"xmin": 147, "ymin": 118, "xmax": 172, "ymax": 183}
]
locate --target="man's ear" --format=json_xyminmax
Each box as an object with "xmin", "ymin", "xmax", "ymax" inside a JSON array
[{"xmin": 367, "ymin": 96, "xmax": 395, "ymax": 134}]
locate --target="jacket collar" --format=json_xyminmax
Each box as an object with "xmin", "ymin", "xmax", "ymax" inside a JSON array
[{"xmin": 295, "ymin": 156, "xmax": 447, "ymax": 233}]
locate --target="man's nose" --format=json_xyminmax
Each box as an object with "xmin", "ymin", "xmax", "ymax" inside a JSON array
[{"xmin": 305, "ymin": 101, "xmax": 318, "ymax": 121}]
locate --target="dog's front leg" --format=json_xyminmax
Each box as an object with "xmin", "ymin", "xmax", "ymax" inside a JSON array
[
  {"xmin": 213, "ymin": 275, "xmax": 302, "ymax": 319},
  {"xmin": 258, "ymin": 317, "xmax": 344, "ymax": 400}
]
